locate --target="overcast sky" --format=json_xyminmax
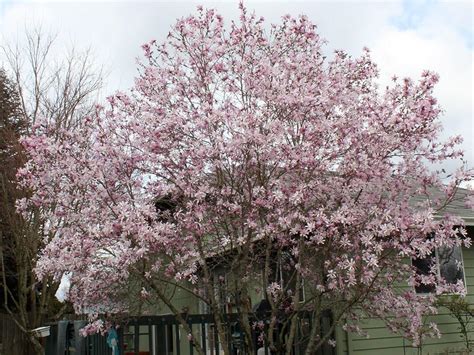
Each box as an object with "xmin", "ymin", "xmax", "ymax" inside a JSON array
[{"xmin": 0, "ymin": 0, "xmax": 472, "ymax": 173}]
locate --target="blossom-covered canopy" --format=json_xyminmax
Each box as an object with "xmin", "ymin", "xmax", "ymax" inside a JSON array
[{"xmin": 18, "ymin": 4, "xmax": 473, "ymax": 350}]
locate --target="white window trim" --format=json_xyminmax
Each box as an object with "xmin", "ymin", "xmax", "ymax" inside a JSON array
[{"xmin": 269, "ymin": 261, "xmax": 305, "ymax": 303}]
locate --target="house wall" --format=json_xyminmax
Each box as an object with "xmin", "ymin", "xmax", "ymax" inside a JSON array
[
  {"xmin": 158, "ymin": 251, "xmax": 474, "ymax": 355},
  {"xmin": 336, "ymin": 245, "xmax": 474, "ymax": 355},
  {"xmin": 155, "ymin": 248, "xmax": 474, "ymax": 355},
  {"xmin": 150, "ymin": 230, "xmax": 474, "ymax": 355}
]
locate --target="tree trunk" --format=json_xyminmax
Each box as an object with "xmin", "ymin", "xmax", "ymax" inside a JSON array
[
  {"xmin": 304, "ymin": 313, "xmax": 321, "ymax": 355},
  {"xmin": 28, "ymin": 333, "xmax": 45, "ymax": 355}
]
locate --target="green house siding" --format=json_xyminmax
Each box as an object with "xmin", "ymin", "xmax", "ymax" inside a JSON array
[
  {"xmin": 148, "ymin": 287, "xmax": 201, "ymax": 315},
  {"xmin": 336, "ymin": 246, "xmax": 474, "ymax": 355},
  {"xmin": 148, "ymin": 223, "xmax": 474, "ymax": 355},
  {"xmin": 149, "ymin": 247, "xmax": 474, "ymax": 355},
  {"xmin": 151, "ymin": 248, "xmax": 474, "ymax": 354}
]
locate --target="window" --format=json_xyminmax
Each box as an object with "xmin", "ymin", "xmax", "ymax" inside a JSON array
[
  {"xmin": 215, "ymin": 272, "xmax": 230, "ymax": 312},
  {"xmin": 438, "ymin": 246, "xmax": 465, "ymax": 285},
  {"xmin": 268, "ymin": 252, "xmax": 305, "ymax": 302},
  {"xmin": 199, "ymin": 271, "xmax": 231, "ymax": 314},
  {"xmin": 412, "ymin": 245, "xmax": 465, "ymax": 294}
]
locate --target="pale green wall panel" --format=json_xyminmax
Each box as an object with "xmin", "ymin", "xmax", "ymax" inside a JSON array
[{"xmin": 343, "ymin": 246, "xmax": 474, "ymax": 354}]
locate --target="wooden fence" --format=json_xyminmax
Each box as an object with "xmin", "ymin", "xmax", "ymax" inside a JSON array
[
  {"xmin": 0, "ymin": 313, "xmax": 36, "ymax": 355},
  {"xmin": 45, "ymin": 312, "xmax": 335, "ymax": 355}
]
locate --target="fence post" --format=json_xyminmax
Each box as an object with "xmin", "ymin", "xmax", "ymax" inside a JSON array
[
  {"xmin": 134, "ymin": 324, "xmax": 139, "ymax": 355},
  {"xmin": 74, "ymin": 320, "xmax": 86, "ymax": 355},
  {"xmin": 189, "ymin": 323, "xmax": 194, "ymax": 355},
  {"xmin": 201, "ymin": 320, "xmax": 206, "ymax": 354},
  {"xmin": 148, "ymin": 324, "xmax": 153, "ymax": 355},
  {"xmin": 175, "ymin": 323, "xmax": 181, "ymax": 355},
  {"xmin": 56, "ymin": 320, "xmax": 69, "ymax": 355},
  {"xmin": 212, "ymin": 325, "xmax": 216, "ymax": 354}
]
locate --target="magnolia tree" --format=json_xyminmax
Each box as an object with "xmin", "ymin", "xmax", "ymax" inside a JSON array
[{"xmin": 18, "ymin": 5, "xmax": 473, "ymax": 355}]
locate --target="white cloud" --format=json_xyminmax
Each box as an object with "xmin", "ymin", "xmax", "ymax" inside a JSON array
[{"xmin": 369, "ymin": 2, "xmax": 473, "ymax": 172}]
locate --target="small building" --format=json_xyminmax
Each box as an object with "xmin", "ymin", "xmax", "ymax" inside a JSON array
[{"xmin": 46, "ymin": 188, "xmax": 474, "ymax": 355}]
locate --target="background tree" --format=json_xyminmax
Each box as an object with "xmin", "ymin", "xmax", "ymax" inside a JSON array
[
  {"xmin": 0, "ymin": 68, "xmax": 26, "ymax": 311},
  {"xmin": 1, "ymin": 27, "xmax": 103, "ymax": 132},
  {"xmin": 0, "ymin": 68, "xmax": 47, "ymax": 354},
  {"xmin": 19, "ymin": 6, "xmax": 473, "ymax": 355},
  {"xmin": 0, "ymin": 28, "xmax": 103, "ymax": 354}
]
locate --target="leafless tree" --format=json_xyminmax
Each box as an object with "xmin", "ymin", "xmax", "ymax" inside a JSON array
[
  {"xmin": 0, "ymin": 28, "xmax": 104, "ymax": 354},
  {"xmin": 1, "ymin": 27, "xmax": 103, "ymax": 132}
]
